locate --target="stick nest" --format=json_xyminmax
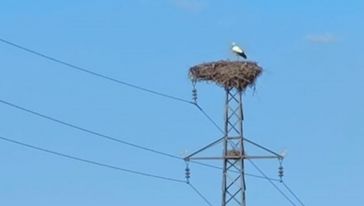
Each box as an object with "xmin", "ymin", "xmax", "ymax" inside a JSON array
[{"xmin": 189, "ymin": 60, "xmax": 262, "ymax": 90}]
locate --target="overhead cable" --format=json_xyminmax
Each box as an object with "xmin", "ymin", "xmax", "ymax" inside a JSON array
[
  {"xmin": 248, "ymin": 159, "xmax": 297, "ymax": 206},
  {"xmin": 0, "ymin": 37, "xmax": 235, "ymax": 134},
  {"xmin": 0, "ymin": 38, "xmax": 193, "ymax": 105},
  {"xmin": 0, "ymin": 98, "xmax": 279, "ymax": 182},
  {"xmin": 0, "ymin": 135, "xmax": 185, "ymax": 183},
  {"xmin": 282, "ymin": 181, "xmax": 305, "ymax": 206},
  {"xmin": 188, "ymin": 183, "xmax": 214, "ymax": 206},
  {"xmin": 0, "ymin": 99, "xmax": 229, "ymax": 170},
  {"xmin": 0, "ymin": 99, "xmax": 181, "ymax": 160}
]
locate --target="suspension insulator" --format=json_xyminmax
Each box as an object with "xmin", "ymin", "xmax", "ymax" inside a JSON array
[
  {"xmin": 191, "ymin": 80, "xmax": 198, "ymax": 104},
  {"xmin": 192, "ymin": 88, "xmax": 198, "ymax": 103},
  {"xmin": 278, "ymin": 165, "xmax": 284, "ymax": 181},
  {"xmin": 185, "ymin": 167, "xmax": 190, "ymax": 178},
  {"xmin": 185, "ymin": 166, "xmax": 191, "ymax": 183},
  {"xmin": 184, "ymin": 160, "xmax": 191, "ymax": 183}
]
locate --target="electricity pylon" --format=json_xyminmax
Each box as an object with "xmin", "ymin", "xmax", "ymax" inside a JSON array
[{"xmin": 185, "ymin": 88, "xmax": 283, "ymax": 206}]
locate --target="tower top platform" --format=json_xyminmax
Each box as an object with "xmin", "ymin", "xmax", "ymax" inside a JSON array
[{"xmin": 189, "ymin": 60, "xmax": 262, "ymax": 90}]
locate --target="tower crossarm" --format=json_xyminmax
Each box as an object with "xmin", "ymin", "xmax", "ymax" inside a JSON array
[{"xmin": 188, "ymin": 155, "xmax": 281, "ymax": 160}]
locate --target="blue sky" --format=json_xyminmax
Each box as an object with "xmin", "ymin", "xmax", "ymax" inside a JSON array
[{"xmin": 0, "ymin": 0, "xmax": 363, "ymax": 205}]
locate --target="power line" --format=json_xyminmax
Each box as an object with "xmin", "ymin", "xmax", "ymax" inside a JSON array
[
  {"xmin": 2, "ymin": 97, "xmax": 283, "ymax": 182},
  {"xmin": 0, "ymin": 135, "xmax": 185, "ymax": 184},
  {"xmin": 0, "ymin": 37, "xmax": 262, "ymax": 144},
  {"xmin": 188, "ymin": 183, "xmax": 214, "ymax": 206},
  {"xmin": 0, "ymin": 99, "xmax": 181, "ymax": 160},
  {"xmin": 282, "ymin": 181, "xmax": 305, "ymax": 206},
  {"xmin": 0, "ymin": 37, "xmax": 193, "ymax": 105},
  {"xmin": 195, "ymin": 103, "xmax": 224, "ymax": 134},
  {"xmin": 0, "ymin": 118, "xmax": 302, "ymax": 206},
  {"xmin": 245, "ymin": 172, "xmax": 281, "ymax": 182},
  {"xmin": 1, "ymin": 131, "xmax": 216, "ymax": 204},
  {"xmin": 0, "ymin": 98, "xmax": 279, "ymax": 182},
  {"xmin": 0, "ymin": 37, "xmax": 231, "ymax": 135},
  {"xmin": 248, "ymin": 159, "xmax": 298, "ymax": 206},
  {"xmin": 0, "ymin": 37, "xmax": 232, "ymax": 157},
  {"xmin": 0, "ymin": 37, "xmax": 236, "ymax": 155}
]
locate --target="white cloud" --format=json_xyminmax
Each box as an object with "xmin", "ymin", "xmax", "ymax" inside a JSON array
[
  {"xmin": 172, "ymin": 0, "xmax": 206, "ymax": 13},
  {"xmin": 306, "ymin": 33, "xmax": 337, "ymax": 44}
]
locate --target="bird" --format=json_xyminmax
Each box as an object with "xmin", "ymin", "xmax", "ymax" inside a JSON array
[{"xmin": 231, "ymin": 42, "xmax": 247, "ymax": 59}]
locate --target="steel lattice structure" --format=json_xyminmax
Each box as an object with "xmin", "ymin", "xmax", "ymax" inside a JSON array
[
  {"xmin": 222, "ymin": 88, "xmax": 246, "ymax": 206},
  {"xmin": 186, "ymin": 60, "xmax": 282, "ymax": 206},
  {"xmin": 185, "ymin": 87, "xmax": 282, "ymax": 206}
]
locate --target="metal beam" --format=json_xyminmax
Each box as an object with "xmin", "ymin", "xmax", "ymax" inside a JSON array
[{"xmin": 189, "ymin": 155, "xmax": 281, "ymax": 160}]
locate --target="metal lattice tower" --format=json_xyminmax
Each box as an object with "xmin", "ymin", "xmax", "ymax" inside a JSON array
[
  {"xmin": 222, "ymin": 88, "xmax": 246, "ymax": 206},
  {"xmin": 186, "ymin": 60, "xmax": 283, "ymax": 206}
]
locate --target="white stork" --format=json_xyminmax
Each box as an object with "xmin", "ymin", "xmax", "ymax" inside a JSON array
[{"xmin": 231, "ymin": 42, "xmax": 247, "ymax": 59}]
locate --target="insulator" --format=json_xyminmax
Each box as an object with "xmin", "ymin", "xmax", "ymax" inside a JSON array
[
  {"xmin": 192, "ymin": 88, "xmax": 198, "ymax": 103},
  {"xmin": 185, "ymin": 162, "xmax": 191, "ymax": 183},
  {"xmin": 185, "ymin": 168, "xmax": 191, "ymax": 178},
  {"xmin": 191, "ymin": 79, "xmax": 198, "ymax": 104},
  {"xmin": 278, "ymin": 165, "xmax": 284, "ymax": 181}
]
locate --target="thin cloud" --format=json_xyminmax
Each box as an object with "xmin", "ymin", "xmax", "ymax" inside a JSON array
[
  {"xmin": 306, "ymin": 33, "xmax": 337, "ymax": 44},
  {"xmin": 172, "ymin": 0, "xmax": 206, "ymax": 13}
]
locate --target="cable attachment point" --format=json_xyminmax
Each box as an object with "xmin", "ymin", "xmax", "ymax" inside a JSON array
[
  {"xmin": 191, "ymin": 80, "xmax": 198, "ymax": 104},
  {"xmin": 278, "ymin": 160, "xmax": 284, "ymax": 182},
  {"xmin": 185, "ymin": 161, "xmax": 191, "ymax": 184}
]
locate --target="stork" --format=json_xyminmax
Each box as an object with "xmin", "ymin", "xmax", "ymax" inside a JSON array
[{"xmin": 231, "ymin": 42, "xmax": 247, "ymax": 59}]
